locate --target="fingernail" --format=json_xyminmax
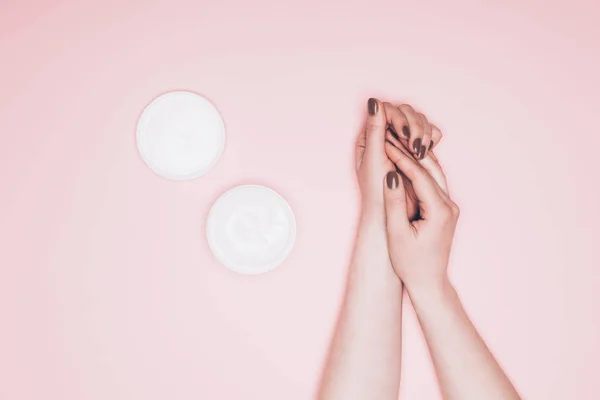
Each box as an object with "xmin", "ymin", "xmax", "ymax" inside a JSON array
[
  {"xmin": 418, "ymin": 145, "xmax": 426, "ymax": 160},
  {"xmin": 368, "ymin": 98, "xmax": 378, "ymax": 116},
  {"xmin": 429, "ymin": 141, "xmax": 435, "ymax": 150},
  {"xmin": 390, "ymin": 127, "xmax": 399, "ymax": 140},
  {"xmin": 413, "ymin": 138, "xmax": 422, "ymax": 154},
  {"xmin": 402, "ymin": 126, "xmax": 410, "ymax": 138},
  {"xmin": 386, "ymin": 171, "xmax": 399, "ymax": 190}
]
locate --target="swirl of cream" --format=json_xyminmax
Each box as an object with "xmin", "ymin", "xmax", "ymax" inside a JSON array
[{"xmin": 225, "ymin": 205, "xmax": 288, "ymax": 256}]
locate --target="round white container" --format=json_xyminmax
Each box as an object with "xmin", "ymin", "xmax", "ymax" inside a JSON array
[
  {"xmin": 206, "ymin": 185, "xmax": 296, "ymax": 275},
  {"xmin": 137, "ymin": 91, "xmax": 225, "ymax": 180}
]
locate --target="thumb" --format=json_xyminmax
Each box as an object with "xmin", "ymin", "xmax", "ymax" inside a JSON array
[
  {"xmin": 365, "ymin": 98, "xmax": 386, "ymax": 156},
  {"xmin": 384, "ymin": 170, "xmax": 412, "ymax": 238}
]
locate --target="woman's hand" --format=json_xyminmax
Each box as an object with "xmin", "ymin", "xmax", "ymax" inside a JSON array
[
  {"xmin": 354, "ymin": 99, "xmax": 395, "ymax": 217},
  {"xmin": 382, "ymin": 140, "xmax": 459, "ymax": 293},
  {"xmin": 383, "ymin": 139, "xmax": 522, "ymax": 400},
  {"xmin": 356, "ymin": 99, "xmax": 443, "ymax": 221},
  {"xmin": 320, "ymin": 98, "xmax": 414, "ymax": 400}
]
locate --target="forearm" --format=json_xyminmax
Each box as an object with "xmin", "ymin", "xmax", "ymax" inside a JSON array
[
  {"xmin": 408, "ymin": 279, "xmax": 521, "ymax": 400},
  {"xmin": 318, "ymin": 211, "xmax": 403, "ymax": 400}
]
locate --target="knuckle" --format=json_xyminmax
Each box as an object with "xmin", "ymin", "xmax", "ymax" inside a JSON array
[
  {"xmin": 394, "ymin": 113, "xmax": 408, "ymax": 125},
  {"xmin": 450, "ymin": 202, "xmax": 461, "ymax": 218},
  {"xmin": 390, "ymin": 152, "xmax": 402, "ymax": 163},
  {"xmin": 388, "ymin": 195, "xmax": 407, "ymax": 208},
  {"xmin": 439, "ymin": 206, "xmax": 453, "ymax": 220},
  {"xmin": 390, "ymin": 158, "xmax": 402, "ymax": 169},
  {"xmin": 399, "ymin": 104, "xmax": 414, "ymax": 114},
  {"xmin": 365, "ymin": 121, "xmax": 383, "ymax": 132},
  {"xmin": 419, "ymin": 117, "xmax": 431, "ymax": 133},
  {"xmin": 413, "ymin": 117, "xmax": 424, "ymax": 130},
  {"xmin": 431, "ymin": 125, "xmax": 443, "ymax": 141}
]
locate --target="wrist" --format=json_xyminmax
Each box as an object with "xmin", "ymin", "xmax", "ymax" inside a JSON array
[
  {"xmin": 350, "ymin": 208, "xmax": 399, "ymax": 284},
  {"xmin": 359, "ymin": 202, "xmax": 385, "ymax": 226},
  {"xmin": 405, "ymin": 276, "xmax": 454, "ymax": 307}
]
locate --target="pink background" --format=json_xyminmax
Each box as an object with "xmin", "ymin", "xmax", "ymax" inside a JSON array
[{"xmin": 1, "ymin": 0, "xmax": 599, "ymax": 399}]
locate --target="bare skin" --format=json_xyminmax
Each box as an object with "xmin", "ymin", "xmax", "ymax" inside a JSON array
[
  {"xmin": 319, "ymin": 98, "xmax": 521, "ymax": 400},
  {"xmin": 318, "ymin": 98, "xmax": 403, "ymax": 400},
  {"xmin": 384, "ymin": 142, "xmax": 522, "ymax": 400}
]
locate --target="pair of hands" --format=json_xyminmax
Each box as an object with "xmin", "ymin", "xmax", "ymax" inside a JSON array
[
  {"xmin": 320, "ymin": 99, "xmax": 520, "ymax": 400},
  {"xmin": 355, "ymin": 98, "xmax": 459, "ymax": 292}
]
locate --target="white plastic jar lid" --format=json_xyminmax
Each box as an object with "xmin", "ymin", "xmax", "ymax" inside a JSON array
[
  {"xmin": 137, "ymin": 91, "xmax": 225, "ymax": 180},
  {"xmin": 206, "ymin": 185, "xmax": 296, "ymax": 275}
]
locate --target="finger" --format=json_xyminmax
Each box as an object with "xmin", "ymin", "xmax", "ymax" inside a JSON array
[
  {"xmin": 385, "ymin": 141, "xmax": 447, "ymax": 215},
  {"xmin": 386, "ymin": 122, "xmax": 438, "ymax": 182},
  {"xmin": 428, "ymin": 150, "xmax": 438, "ymax": 162},
  {"xmin": 355, "ymin": 130, "xmax": 366, "ymax": 171},
  {"xmin": 365, "ymin": 98, "xmax": 386, "ymax": 156},
  {"xmin": 417, "ymin": 113, "xmax": 432, "ymax": 160},
  {"xmin": 382, "ymin": 102, "xmax": 409, "ymax": 141},
  {"xmin": 385, "ymin": 132, "xmax": 414, "ymax": 162},
  {"xmin": 430, "ymin": 124, "xmax": 443, "ymax": 151},
  {"xmin": 398, "ymin": 104, "xmax": 426, "ymax": 160},
  {"xmin": 419, "ymin": 154, "xmax": 449, "ymax": 195},
  {"xmin": 384, "ymin": 170, "xmax": 412, "ymax": 237}
]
